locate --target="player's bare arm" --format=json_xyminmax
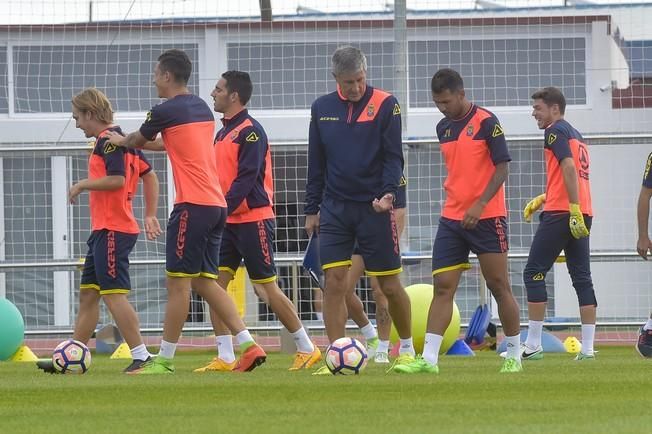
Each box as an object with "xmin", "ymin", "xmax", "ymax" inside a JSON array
[
  {"xmin": 636, "ymin": 185, "xmax": 652, "ymax": 259},
  {"xmin": 462, "ymin": 161, "xmax": 508, "ymax": 229},
  {"xmin": 68, "ymin": 175, "xmax": 125, "ymax": 204},
  {"xmin": 106, "ymin": 129, "xmax": 148, "ymax": 149},
  {"xmin": 142, "ymin": 170, "xmax": 162, "ymax": 240},
  {"xmin": 559, "ymin": 157, "xmax": 580, "ymax": 203},
  {"xmin": 143, "ymin": 137, "xmax": 166, "ymax": 152}
]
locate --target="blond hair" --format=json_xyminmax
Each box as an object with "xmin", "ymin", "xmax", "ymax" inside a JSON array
[{"xmin": 71, "ymin": 88, "xmax": 114, "ymax": 124}]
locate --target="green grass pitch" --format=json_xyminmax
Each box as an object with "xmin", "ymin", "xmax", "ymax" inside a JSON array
[{"xmin": 1, "ymin": 347, "xmax": 649, "ymax": 434}]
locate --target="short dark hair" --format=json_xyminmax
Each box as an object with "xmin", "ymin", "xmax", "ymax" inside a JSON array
[
  {"xmin": 531, "ymin": 86, "xmax": 566, "ymax": 114},
  {"xmin": 431, "ymin": 68, "xmax": 464, "ymax": 94},
  {"xmin": 158, "ymin": 49, "xmax": 192, "ymax": 85},
  {"xmin": 222, "ymin": 70, "xmax": 253, "ymax": 106}
]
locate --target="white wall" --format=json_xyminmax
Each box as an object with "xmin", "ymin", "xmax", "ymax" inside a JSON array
[{"xmin": 0, "ymin": 15, "xmax": 649, "ymax": 144}]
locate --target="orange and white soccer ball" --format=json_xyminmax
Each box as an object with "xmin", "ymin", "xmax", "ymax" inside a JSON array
[
  {"xmin": 325, "ymin": 337, "xmax": 368, "ymax": 375},
  {"xmin": 52, "ymin": 339, "xmax": 91, "ymax": 374}
]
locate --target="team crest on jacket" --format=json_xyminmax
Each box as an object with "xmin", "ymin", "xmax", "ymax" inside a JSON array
[{"xmin": 367, "ymin": 103, "xmax": 375, "ymax": 117}]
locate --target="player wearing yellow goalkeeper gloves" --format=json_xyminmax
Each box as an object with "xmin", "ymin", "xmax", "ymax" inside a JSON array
[{"xmin": 520, "ymin": 87, "xmax": 597, "ymax": 362}]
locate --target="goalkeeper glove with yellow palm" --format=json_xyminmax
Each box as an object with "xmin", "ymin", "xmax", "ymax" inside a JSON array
[
  {"xmin": 523, "ymin": 193, "xmax": 546, "ymax": 222},
  {"xmin": 569, "ymin": 203, "xmax": 589, "ymax": 239}
]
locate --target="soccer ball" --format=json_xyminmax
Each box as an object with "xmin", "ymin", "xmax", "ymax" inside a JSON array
[
  {"xmin": 325, "ymin": 337, "xmax": 368, "ymax": 375},
  {"xmin": 52, "ymin": 339, "xmax": 91, "ymax": 374}
]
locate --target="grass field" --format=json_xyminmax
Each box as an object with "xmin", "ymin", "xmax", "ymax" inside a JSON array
[{"xmin": 0, "ymin": 347, "xmax": 649, "ymax": 434}]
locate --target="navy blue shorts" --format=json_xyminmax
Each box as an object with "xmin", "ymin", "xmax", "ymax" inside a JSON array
[
  {"xmin": 432, "ymin": 216, "xmax": 508, "ymax": 275},
  {"xmin": 166, "ymin": 203, "xmax": 226, "ymax": 278},
  {"xmin": 81, "ymin": 230, "xmax": 138, "ymax": 295},
  {"xmin": 524, "ymin": 212, "xmax": 594, "ymax": 303},
  {"xmin": 219, "ymin": 219, "xmax": 277, "ymax": 284},
  {"xmin": 320, "ymin": 196, "xmax": 401, "ymax": 276},
  {"xmin": 352, "ymin": 182, "xmax": 406, "ymax": 256}
]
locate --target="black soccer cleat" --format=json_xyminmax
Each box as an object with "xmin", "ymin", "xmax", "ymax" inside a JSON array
[
  {"xmin": 123, "ymin": 357, "xmax": 152, "ymax": 373},
  {"xmin": 36, "ymin": 359, "xmax": 59, "ymax": 374},
  {"xmin": 636, "ymin": 327, "xmax": 652, "ymax": 358}
]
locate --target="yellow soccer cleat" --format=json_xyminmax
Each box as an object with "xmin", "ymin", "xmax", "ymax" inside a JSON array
[
  {"xmin": 193, "ymin": 357, "xmax": 237, "ymax": 373},
  {"xmin": 289, "ymin": 345, "xmax": 322, "ymax": 371}
]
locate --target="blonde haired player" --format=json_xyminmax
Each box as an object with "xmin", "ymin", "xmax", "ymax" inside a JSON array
[{"xmin": 38, "ymin": 87, "xmax": 161, "ymax": 373}]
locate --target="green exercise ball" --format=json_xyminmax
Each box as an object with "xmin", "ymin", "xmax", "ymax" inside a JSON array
[
  {"xmin": 0, "ymin": 298, "xmax": 25, "ymax": 361},
  {"xmin": 390, "ymin": 283, "xmax": 461, "ymax": 354}
]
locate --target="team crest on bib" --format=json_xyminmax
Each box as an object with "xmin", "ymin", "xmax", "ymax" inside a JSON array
[
  {"xmin": 103, "ymin": 142, "xmax": 117, "ymax": 154},
  {"xmin": 466, "ymin": 125, "xmax": 474, "ymax": 136},
  {"xmin": 367, "ymin": 103, "xmax": 375, "ymax": 117},
  {"xmin": 230, "ymin": 130, "xmax": 238, "ymax": 141}
]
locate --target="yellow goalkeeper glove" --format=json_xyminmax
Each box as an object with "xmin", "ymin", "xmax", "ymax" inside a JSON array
[
  {"xmin": 523, "ymin": 193, "xmax": 546, "ymax": 222},
  {"xmin": 569, "ymin": 203, "xmax": 589, "ymax": 239}
]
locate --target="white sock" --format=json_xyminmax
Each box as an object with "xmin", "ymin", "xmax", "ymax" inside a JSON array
[
  {"xmin": 291, "ymin": 327, "xmax": 314, "ymax": 353},
  {"xmin": 505, "ymin": 334, "xmax": 522, "ymax": 360},
  {"xmin": 315, "ymin": 312, "xmax": 323, "ymax": 321},
  {"xmin": 525, "ymin": 320, "xmax": 544, "ymax": 349},
  {"xmin": 216, "ymin": 335, "xmax": 235, "ymax": 363},
  {"xmin": 158, "ymin": 339, "xmax": 176, "ymax": 359},
  {"xmin": 398, "ymin": 337, "xmax": 415, "ymax": 356},
  {"xmin": 377, "ymin": 340, "xmax": 390, "ymax": 354},
  {"xmin": 360, "ymin": 322, "xmax": 377, "ymax": 340},
  {"xmin": 235, "ymin": 330, "xmax": 255, "ymax": 347},
  {"xmin": 422, "ymin": 333, "xmax": 443, "ymax": 365},
  {"xmin": 130, "ymin": 343, "xmax": 150, "ymax": 361},
  {"xmin": 644, "ymin": 318, "xmax": 652, "ymax": 331},
  {"xmin": 581, "ymin": 324, "xmax": 595, "ymax": 354}
]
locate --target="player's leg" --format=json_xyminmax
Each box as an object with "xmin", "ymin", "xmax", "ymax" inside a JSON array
[
  {"xmin": 193, "ymin": 270, "xmax": 237, "ymax": 372},
  {"xmin": 195, "ymin": 223, "xmax": 241, "ymax": 372},
  {"xmin": 370, "ymin": 280, "xmax": 390, "ymax": 362},
  {"xmin": 564, "ymin": 216, "xmax": 597, "ymax": 360},
  {"xmin": 95, "ymin": 231, "xmax": 151, "ymax": 371},
  {"xmin": 322, "ymin": 266, "xmax": 351, "ymax": 342},
  {"xmin": 192, "ymin": 285, "xmax": 265, "ymax": 373},
  {"xmin": 637, "ymin": 312, "xmax": 652, "ymax": 358},
  {"xmin": 236, "ymin": 219, "xmax": 319, "ymax": 369},
  {"xmin": 73, "ymin": 289, "xmax": 101, "ymax": 343},
  {"xmin": 371, "ymin": 206, "xmax": 404, "ymax": 363},
  {"xmin": 469, "ymin": 217, "xmax": 521, "ymax": 372},
  {"xmin": 394, "ymin": 217, "xmax": 469, "ymax": 373},
  {"xmin": 73, "ymin": 241, "xmax": 101, "ymax": 344},
  {"xmin": 257, "ymin": 280, "xmax": 321, "ymax": 370},
  {"xmin": 313, "ymin": 287, "xmax": 323, "ymax": 321},
  {"xmin": 346, "ymin": 253, "xmax": 379, "ymax": 356},
  {"xmin": 136, "ymin": 204, "xmax": 262, "ymax": 374},
  {"xmin": 192, "ymin": 210, "xmax": 265, "ymax": 372},
  {"xmin": 477, "ymin": 252, "xmax": 521, "ymax": 372},
  {"xmin": 102, "ymin": 293, "xmax": 150, "ymax": 365},
  {"xmin": 319, "ymin": 198, "xmax": 356, "ymax": 343},
  {"xmin": 39, "ymin": 238, "xmax": 100, "ymax": 373},
  {"xmin": 356, "ymin": 207, "xmax": 414, "ymax": 365},
  {"xmin": 522, "ymin": 213, "xmax": 568, "ymax": 358},
  {"xmin": 375, "ymin": 273, "xmax": 413, "ymax": 359}
]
